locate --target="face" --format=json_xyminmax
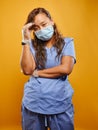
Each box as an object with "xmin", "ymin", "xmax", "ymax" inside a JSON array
[{"xmin": 32, "ymin": 13, "xmax": 54, "ymax": 32}]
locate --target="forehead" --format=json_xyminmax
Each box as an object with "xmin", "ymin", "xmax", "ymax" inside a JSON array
[{"xmin": 33, "ymin": 13, "xmax": 51, "ymax": 24}]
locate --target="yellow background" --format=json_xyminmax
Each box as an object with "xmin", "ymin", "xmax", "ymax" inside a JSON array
[{"xmin": 0, "ymin": 0, "xmax": 98, "ymax": 130}]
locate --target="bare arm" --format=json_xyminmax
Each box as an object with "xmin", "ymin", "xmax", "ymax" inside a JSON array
[
  {"xmin": 20, "ymin": 44, "xmax": 36, "ymax": 75},
  {"xmin": 36, "ymin": 56, "xmax": 75, "ymax": 78},
  {"xmin": 20, "ymin": 23, "xmax": 36, "ymax": 75}
]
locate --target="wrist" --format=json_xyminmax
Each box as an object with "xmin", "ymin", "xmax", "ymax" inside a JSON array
[
  {"xmin": 32, "ymin": 69, "xmax": 39, "ymax": 77},
  {"xmin": 21, "ymin": 39, "xmax": 31, "ymax": 45}
]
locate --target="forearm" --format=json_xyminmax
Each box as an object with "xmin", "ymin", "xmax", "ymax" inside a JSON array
[
  {"xmin": 37, "ymin": 56, "xmax": 74, "ymax": 78},
  {"xmin": 37, "ymin": 65, "xmax": 70, "ymax": 78},
  {"xmin": 20, "ymin": 44, "xmax": 35, "ymax": 75},
  {"xmin": 38, "ymin": 70, "xmax": 63, "ymax": 78}
]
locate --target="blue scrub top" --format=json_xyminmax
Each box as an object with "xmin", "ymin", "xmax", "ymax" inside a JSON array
[{"xmin": 22, "ymin": 37, "xmax": 76, "ymax": 114}]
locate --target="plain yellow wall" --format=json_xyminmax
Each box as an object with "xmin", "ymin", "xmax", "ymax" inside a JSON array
[{"xmin": 0, "ymin": 0, "xmax": 98, "ymax": 130}]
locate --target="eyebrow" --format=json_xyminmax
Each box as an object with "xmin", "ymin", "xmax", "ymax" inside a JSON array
[{"xmin": 34, "ymin": 21, "xmax": 47, "ymax": 27}]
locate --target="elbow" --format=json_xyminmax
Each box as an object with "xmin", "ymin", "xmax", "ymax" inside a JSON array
[
  {"xmin": 66, "ymin": 70, "xmax": 72, "ymax": 75},
  {"xmin": 23, "ymin": 69, "xmax": 33, "ymax": 75},
  {"xmin": 63, "ymin": 71, "xmax": 72, "ymax": 75},
  {"xmin": 61, "ymin": 68, "xmax": 73, "ymax": 75},
  {"xmin": 20, "ymin": 62, "xmax": 35, "ymax": 75},
  {"xmin": 21, "ymin": 67, "xmax": 34, "ymax": 75},
  {"xmin": 23, "ymin": 70, "xmax": 32, "ymax": 75}
]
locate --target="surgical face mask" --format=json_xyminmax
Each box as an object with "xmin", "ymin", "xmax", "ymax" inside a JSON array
[{"xmin": 34, "ymin": 25, "xmax": 54, "ymax": 41}]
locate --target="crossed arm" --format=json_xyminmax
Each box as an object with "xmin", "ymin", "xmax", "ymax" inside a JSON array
[
  {"xmin": 37, "ymin": 56, "xmax": 74, "ymax": 78},
  {"xmin": 20, "ymin": 44, "xmax": 75, "ymax": 78}
]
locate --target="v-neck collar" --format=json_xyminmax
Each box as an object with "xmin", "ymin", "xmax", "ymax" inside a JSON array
[{"xmin": 45, "ymin": 45, "xmax": 54, "ymax": 50}]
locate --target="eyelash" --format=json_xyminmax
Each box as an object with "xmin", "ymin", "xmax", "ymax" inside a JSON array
[
  {"xmin": 33, "ymin": 27, "xmax": 39, "ymax": 31},
  {"xmin": 42, "ymin": 23, "xmax": 47, "ymax": 26}
]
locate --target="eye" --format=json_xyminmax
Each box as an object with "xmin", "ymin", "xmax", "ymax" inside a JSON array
[
  {"xmin": 42, "ymin": 23, "xmax": 47, "ymax": 27},
  {"xmin": 33, "ymin": 27, "xmax": 39, "ymax": 31}
]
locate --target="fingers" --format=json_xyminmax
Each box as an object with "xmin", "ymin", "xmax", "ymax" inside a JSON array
[
  {"xmin": 22, "ymin": 22, "xmax": 34, "ymax": 30},
  {"xmin": 22, "ymin": 22, "xmax": 35, "ymax": 40}
]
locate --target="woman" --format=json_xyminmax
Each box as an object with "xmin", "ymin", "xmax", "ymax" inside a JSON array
[{"xmin": 20, "ymin": 7, "xmax": 76, "ymax": 130}]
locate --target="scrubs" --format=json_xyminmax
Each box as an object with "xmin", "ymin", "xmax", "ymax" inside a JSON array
[{"xmin": 22, "ymin": 37, "xmax": 76, "ymax": 130}]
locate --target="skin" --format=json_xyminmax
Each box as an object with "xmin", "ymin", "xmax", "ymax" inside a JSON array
[{"xmin": 20, "ymin": 13, "xmax": 75, "ymax": 78}]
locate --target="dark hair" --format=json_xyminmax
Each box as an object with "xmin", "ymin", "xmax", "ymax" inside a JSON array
[{"xmin": 25, "ymin": 7, "xmax": 65, "ymax": 69}]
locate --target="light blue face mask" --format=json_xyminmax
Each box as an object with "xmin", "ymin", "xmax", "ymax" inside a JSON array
[{"xmin": 34, "ymin": 25, "xmax": 54, "ymax": 41}]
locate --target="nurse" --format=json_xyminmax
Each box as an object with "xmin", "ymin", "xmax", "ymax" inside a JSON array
[{"xmin": 20, "ymin": 7, "xmax": 76, "ymax": 130}]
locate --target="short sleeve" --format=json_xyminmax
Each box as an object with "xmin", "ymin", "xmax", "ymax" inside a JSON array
[{"xmin": 62, "ymin": 38, "xmax": 76, "ymax": 63}]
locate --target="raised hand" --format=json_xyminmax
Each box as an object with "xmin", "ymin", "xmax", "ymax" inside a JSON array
[{"xmin": 22, "ymin": 23, "xmax": 34, "ymax": 40}]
